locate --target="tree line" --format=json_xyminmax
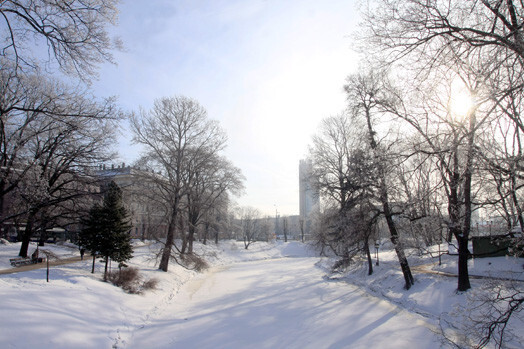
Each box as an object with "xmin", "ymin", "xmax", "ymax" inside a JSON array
[
  {"xmin": 0, "ymin": 0, "xmax": 122, "ymax": 258},
  {"xmin": 129, "ymin": 95, "xmax": 244, "ymax": 271},
  {"xmin": 307, "ymin": 1, "xmax": 524, "ymax": 347},
  {"xmin": 0, "ymin": 1, "xmax": 245, "ymax": 275}
]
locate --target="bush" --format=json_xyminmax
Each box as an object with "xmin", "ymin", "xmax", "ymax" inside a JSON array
[
  {"xmin": 331, "ymin": 257, "xmax": 352, "ymax": 273},
  {"xmin": 180, "ymin": 253, "xmax": 209, "ymax": 272},
  {"xmin": 142, "ymin": 278, "xmax": 159, "ymax": 291},
  {"xmin": 106, "ymin": 267, "xmax": 158, "ymax": 294}
]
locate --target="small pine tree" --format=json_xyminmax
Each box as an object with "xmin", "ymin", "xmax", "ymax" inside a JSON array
[
  {"xmin": 79, "ymin": 203, "xmax": 104, "ymax": 274},
  {"xmin": 80, "ymin": 181, "xmax": 133, "ymax": 280}
]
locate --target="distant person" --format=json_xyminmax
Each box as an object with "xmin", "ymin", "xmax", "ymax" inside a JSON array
[{"xmin": 31, "ymin": 248, "xmax": 39, "ymax": 263}]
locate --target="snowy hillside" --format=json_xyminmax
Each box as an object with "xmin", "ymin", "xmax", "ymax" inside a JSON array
[{"xmin": 1, "ymin": 240, "xmax": 523, "ymax": 348}]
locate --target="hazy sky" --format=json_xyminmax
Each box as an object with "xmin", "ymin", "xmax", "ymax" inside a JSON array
[{"xmin": 93, "ymin": 0, "xmax": 360, "ymax": 216}]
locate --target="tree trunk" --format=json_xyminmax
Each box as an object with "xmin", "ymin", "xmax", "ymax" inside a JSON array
[
  {"xmin": 283, "ymin": 218, "xmax": 288, "ymax": 242},
  {"xmin": 448, "ymin": 162, "xmax": 468, "ymax": 290},
  {"xmin": 299, "ymin": 219, "xmax": 305, "ymax": 243},
  {"xmin": 181, "ymin": 233, "xmax": 188, "ymax": 254},
  {"xmin": 188, "ymin": 233, "xmax": 194, "ymax": 254},
  {"xmin": 455, "ymin": 113, "xmax": 476, "ymax": 292},
  {"xmin": 159, "ymin": 208, "xmax": 178, "ymax": 272},
  {"xmin": 377, "ymin": 165, "xmax": 414, "ymax": 289},
  {"xmin": 187, "ymin": 210, "xmax": 199, "ymax": 254},
  {"xmin": 91, "ymin": 254, "xmax": 96, "ymax": 274},
  {"xmin": 510, "ymin": 173, "xmax": 524, "ymax": 232},
  {"xmin": 384, "ymin": 200, "xmax": 414, "ymax": 289},
  {"xmin": 0, "ymin": 182, "xmax": 4, "ymax": 220},
  {"xmin": 38, "ymin": 217, "xmax": 50, "ymax": 247},
  {"xmin": 457, "ymin": 235, "xmax": 471, "ymax": 291},
  {"xmin": 0, "ymin": 181, "xmax": 5, "ymax": 238},
  {"xmin": 19, "ymin": 236, "xmax": 31, "ymax": 258},
  {"xmin": 19, "ymin": 210, "xmax": 36, "ymax": 257},
  {"xmin": 365, "ymin": 238, "xmax": 373, "ymax": 275},
  {"xmin": 103, "ymin": 256, "xmax": 109, "ymax": 281},
  {"xmin": 458, "ymin": 199, "xmax": 472, "ymax": 291},
  {"xmin": 365, "ymin": 107, "xmax": 414, "ymax": 289},
  {"xmin": 203, "ymin": 222, "xmax": 209, "ymax": 245}
]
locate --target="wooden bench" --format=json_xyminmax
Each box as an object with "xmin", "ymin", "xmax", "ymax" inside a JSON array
[
  {"xmin": 10, "ymin": 257, "xmax": 33, "ymax": 267},
  {"xmin": 10, "ymin": 257, "xmax": 46, "ymax": 267}
]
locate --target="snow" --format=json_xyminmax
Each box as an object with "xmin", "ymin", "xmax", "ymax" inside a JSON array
[
  {"xmin": 0, "ymin": 240, "xmax": 80, "ymax": 269},
  {"xmin": 128, "ymin": 258, "xmax": 439, "ymax": 349},
  {"xmin": 1, "ymin": 239, "xmax": 523, "ymax": 348}
]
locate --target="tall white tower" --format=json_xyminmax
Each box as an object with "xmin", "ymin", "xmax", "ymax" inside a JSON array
[{"xmin": 299, "ymin": 159, "xmax": 319, "ymax": 218}]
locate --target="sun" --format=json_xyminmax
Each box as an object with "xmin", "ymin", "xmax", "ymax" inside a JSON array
[{"xmin": 449, "ymin": 80, "xmax": 475, "ymax": 119}]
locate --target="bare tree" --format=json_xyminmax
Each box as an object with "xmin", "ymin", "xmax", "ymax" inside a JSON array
[
  {"xmin": 360, "ymin": 0, "xmax": 524, "ymax": 293},
  {"xmin": 299, "ymin": 217, "xmax": 305, "ymax": 242},
  {"xmin": 309, "ymin": 113, "xmax": 373, "ymax": 212},
  {"xmin": 239, "ymin": 206, "xmax": 261, "ymax": 249},
  {"xmin": 389, "ymin": 58, "xmax": 497, "ymax": 292},
  {"xmin": 17, "ymin": 102, "xmax": 117, "ymax": 256},
  {"xmin": 0, "ymin": 65, "xmax": 119, "ymax": 221},
  {"xmin": 282, "ymin": 216, "xmax": 288, "ymax": 242},
  {"xmin": 182, "ymin": 152, "xmax": 244, "ymax": 254},
  {"xmin": 477, "ymin": 61, "xmax": 524, "ymax": 236},
  {"xmin": 441, "ymin": 279, "xmax": 524, "ymax": 349},
  {"xmin": 309, "ymin": 112, "xmax": 379, "ymax": 274},
  {"xmin": 131, "ymin": 96, "xmax": 228, "ymax": 272},
  {"xmin": 362, "ymin": 1, "xmax": 524, "ymax": 65},
  {"xmin": 345, "ymin": 71, "xmax": 415, "ymax": 289},
  {"xmin": 360, "ymin": 2, "xmax": 524, "ymax": 342},
  {"xmin": 0, "ymin": 0, "xmax": 120, "ymax": 79},
  {"xmin": 470, "ymin": 282, "xmax": 524, "ymax": 349},
  {"xmin": 0, "ymin": 68, "xmax": 118, "ymax": 256},
  {"xmin": 395, "ymin": 153, "xmax": 444, "ymax": 251},
  {"xmin": 199, "ymin": 193, "xmax": 235, "ymax": 245}
]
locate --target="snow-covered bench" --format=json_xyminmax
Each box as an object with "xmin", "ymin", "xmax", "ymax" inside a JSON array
[
  {"xmin": 10, "ymin": 257, "xmax": 33, "ymax": 266},
  {"xmin": 10, "ymin": 256, "xmax": 46, "ymax": 267}
]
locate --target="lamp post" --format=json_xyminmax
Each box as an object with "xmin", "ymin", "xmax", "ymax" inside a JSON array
[
  {"xmin": 374, "ymin": 240, "xmax": 379, "ymax": 266},
  {"xmin": 439, "ymin": 225, "xmax": 445, "ymax": 266},
  {"xmin": 274, "ymin": 205, "xmax": 279, "ymax": 240}
]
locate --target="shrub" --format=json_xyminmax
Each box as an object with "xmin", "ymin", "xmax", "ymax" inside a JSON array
[
  {"xmin": 331, "ymin": 257, "xmax": 352, "ymax": 273},
  {"xmin": 106, "ymin": 267, "xmax": 158, "ymax": 294},
  {"xmin": 180, "ymin": 253, "xmax": 209, "ymax": 272},
  {"xmin": 142, "ymin": 277, "xmax": 159, "ymax": 291}
]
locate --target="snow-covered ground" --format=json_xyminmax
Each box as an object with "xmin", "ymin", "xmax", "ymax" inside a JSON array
[
  {"xmin": 1, "ymin": 239, "xmax": 523, "ymax": 348},
  {"xmin": 0, "ymin": 240, "xmax": 81, "ymax": 269}
]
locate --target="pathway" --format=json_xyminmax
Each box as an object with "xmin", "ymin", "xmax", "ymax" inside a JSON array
[
  {"xmin": 0, "ymin": 255, "xmax": 83, "ymax": 275},
  {"xmin": 126, "ymin": 257, "xmax": 443, "ymax": 349}
]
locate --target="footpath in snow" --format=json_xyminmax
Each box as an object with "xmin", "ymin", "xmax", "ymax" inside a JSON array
[
  {"xmin": 128, "ymin": 257, "xmax": 440, "ymax": 349},
  {"xmin": 1, "ymin": 239, "xmax": 523, "ymax": 348}
]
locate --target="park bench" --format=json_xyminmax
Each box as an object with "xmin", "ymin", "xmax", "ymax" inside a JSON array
[
  {"xmin": 9, "ymin": 256, "xmax": 46, "ymax": 267},
  {"xmin": 10, "ymin": 257, "xmax": 33, "ymax": 266}
]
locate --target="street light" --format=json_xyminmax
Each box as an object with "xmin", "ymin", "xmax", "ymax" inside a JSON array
[
  {"xmin": 274, "ymin": 204, "xmax": 279, "ymax": 240},
  {"xmin": 374, "ymin": 240, "xmax": 380, "ymax": 266},
  {"xmin": 438, "ymin": 225, "xmax": 445, "ymax": 266}
]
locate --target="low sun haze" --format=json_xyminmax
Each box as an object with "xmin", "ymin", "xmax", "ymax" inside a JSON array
[{"xmin": 92, "ymin": 0, "xmax": 359, "ymax": 216}]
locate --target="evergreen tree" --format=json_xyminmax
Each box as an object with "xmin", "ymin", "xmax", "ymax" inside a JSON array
[
  {"xmin": 79, "ymin": 203, "xmax": 103, "ymax": 274},
  {"xmin": 80, "ymin": 181, "xmax": 133, "ymax": 280}
]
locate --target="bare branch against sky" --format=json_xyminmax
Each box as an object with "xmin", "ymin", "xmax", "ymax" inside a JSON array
[{"xmin": 93, "ymin": 0, "xmax": 359, "ymax": 215}]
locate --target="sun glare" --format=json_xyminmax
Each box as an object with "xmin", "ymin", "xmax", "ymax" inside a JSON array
[{"xmin": 449, "ymin": 81, "xmax": 475, "ymax": 119}]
